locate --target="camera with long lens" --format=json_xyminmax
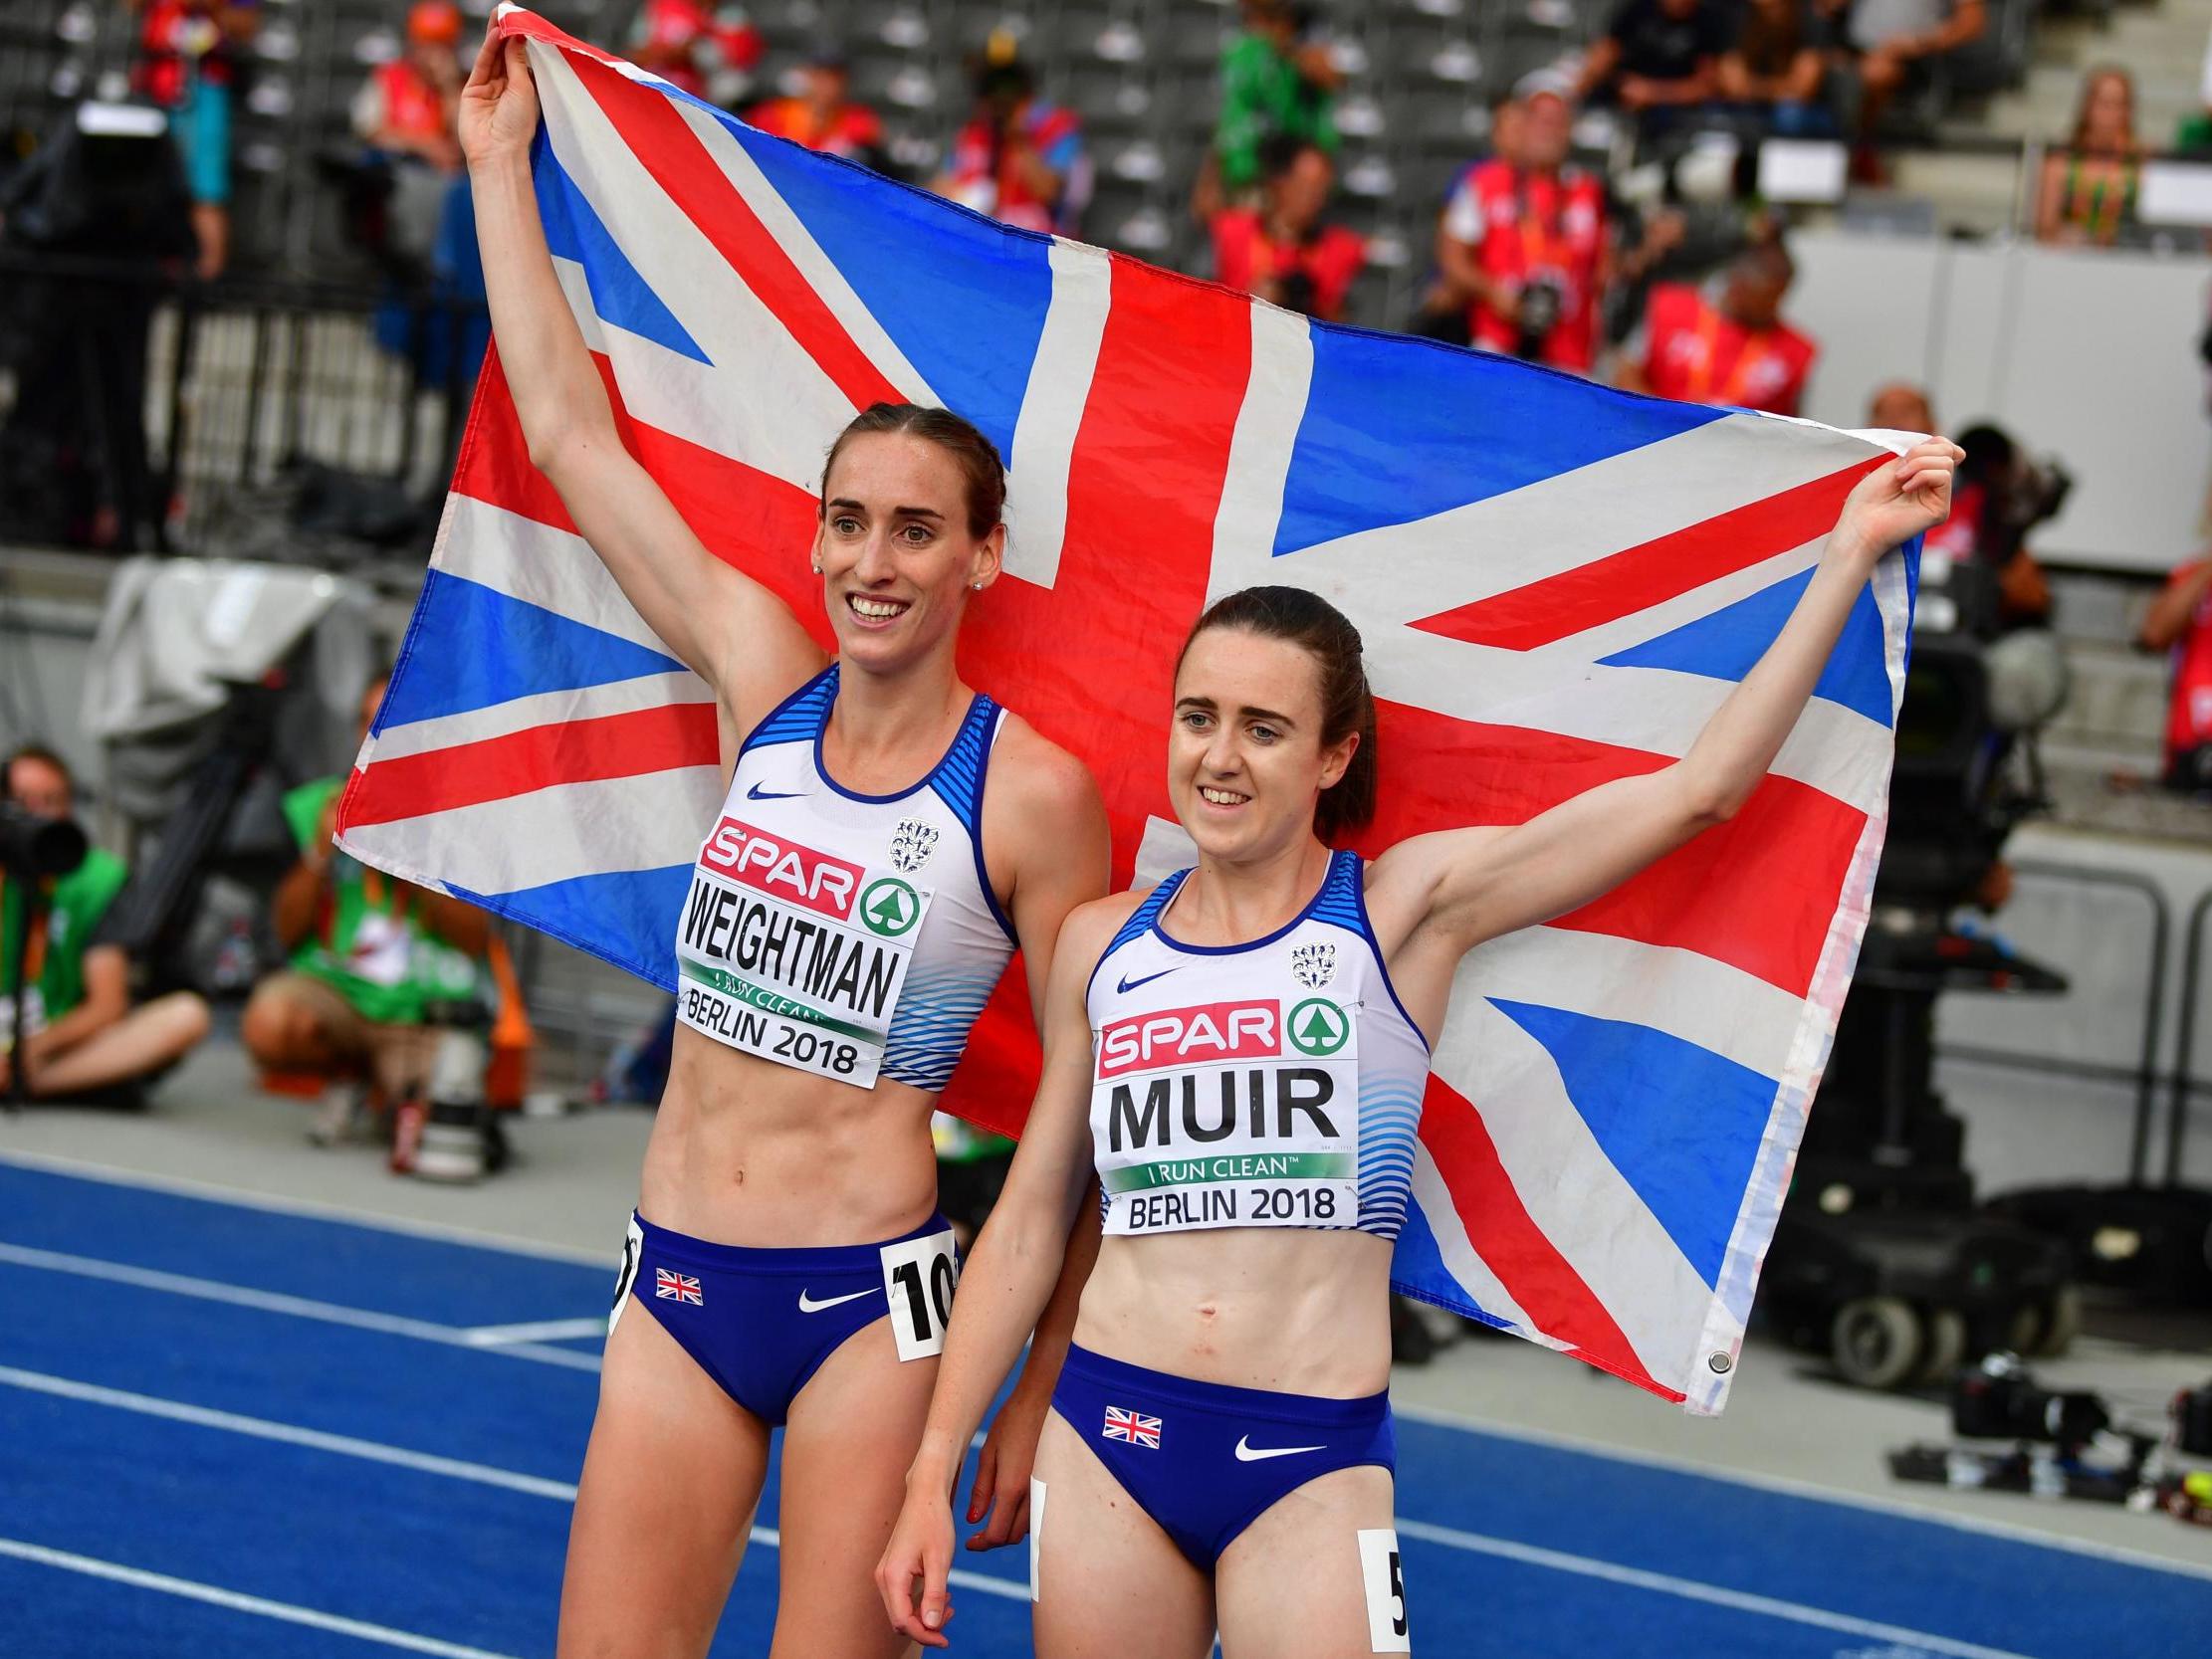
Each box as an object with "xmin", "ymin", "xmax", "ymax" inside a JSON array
[
  {"xmin": 2001, "ymin": 457, "xmax": 2073, "ymax": 538},
  {"xmin": 0, "ymin": 801, "xmax": 88, "ymax": 879},
  {"xmin": 1514, "ymin": 278, "xmax": 1564, "ymax": 358},
  {"xmin": 1952, "ymin": 1353, "xmax": 2110, "ymax": 1449},
  {"xmin": 2178, "ymin": 1379, "xmax": 2212, "ymax": 1459}
]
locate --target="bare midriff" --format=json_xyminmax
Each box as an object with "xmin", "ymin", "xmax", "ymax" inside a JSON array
[
  {"xmin": 636, "ymin": 1023, "xmax": 943, "ymax": 1248},
  {"xmin": 1071, "ymin": 1226, "xmax": 1396, "ymax": 1399}
]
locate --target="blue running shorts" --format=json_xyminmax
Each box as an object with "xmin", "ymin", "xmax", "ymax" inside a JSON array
[
  {"xmin": 612, "ymin": 1210, "xmax": 958, "ymax": 1426},
  {"xmin": 1046, "ymin": 1343, "xmax": 1395, "ymax": 1569}
]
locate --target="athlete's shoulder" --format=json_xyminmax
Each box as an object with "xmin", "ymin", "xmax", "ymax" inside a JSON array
[
  {"xmin": 984, "ymin": 711, "xmax": 1104, "ymax": 834},
  {"xmin": 1058, "ymin": 886, "xmax": 1150, "ymax": 970}
]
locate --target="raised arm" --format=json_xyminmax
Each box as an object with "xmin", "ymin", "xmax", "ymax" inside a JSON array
[
  {"xmin": 874, "ymin": 897, "xmax": 1122, "ymax": 1648},
  {"xmin": 1367, "ymin": 438, "xmax": 1961, "ymax": 971},
  {"xmin": 458, "ymin": 25, "xmax": 822, "ymax": 731}
]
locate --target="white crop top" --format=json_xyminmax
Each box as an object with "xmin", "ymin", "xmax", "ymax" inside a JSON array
[
  {"xmin": 1085, "ymin": 850, "xmax": 1432, "ymax": 1240},
  {"xmin": 673, "ymin": 666, "xmax": 1015, "ymax": 1091}
]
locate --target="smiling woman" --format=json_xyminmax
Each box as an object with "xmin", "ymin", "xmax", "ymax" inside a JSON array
[
  {"xmin": 454, "ymin": 18, "xmax": 1111, "ymax": 1659},
  {"xmin": 879, "ymin": 441, "xmax": 1961, "ymax": 1657}
]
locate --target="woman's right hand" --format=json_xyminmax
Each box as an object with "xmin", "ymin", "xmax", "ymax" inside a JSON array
[
  {"xmin": 458, "ymin": 20, "xmax": 541, "ymax": 171},
  {"xmin": 875, "ymin": 1477, "xmax": 958, "ymax": 1648}
]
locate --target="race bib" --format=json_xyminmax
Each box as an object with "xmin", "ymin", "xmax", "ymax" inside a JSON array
[
  {"xmin": 1091, "ymin": 996, "xmax": 1360, "ymax": 1235},
  {"xmin": 673, "ymin": 816, "xmax": 934, "ymax": 1087},
  {"xmin": 879, "ymin": 1227, "xmax": 959, "ymax": 1361}
]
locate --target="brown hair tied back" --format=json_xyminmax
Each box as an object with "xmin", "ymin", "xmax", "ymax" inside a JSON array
[
  {"xmin": 821, "ymin": 403, "xmax": 1007, "ymax": 539},
  {"xmin": 1177, "ymin": 585, "xmax": 1379, "ymax": 843}
]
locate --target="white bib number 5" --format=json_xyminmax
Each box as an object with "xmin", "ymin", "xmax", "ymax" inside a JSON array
[{"xmin": 879, "ymin": 1228, "xmax": 959, "ymax": 1361}]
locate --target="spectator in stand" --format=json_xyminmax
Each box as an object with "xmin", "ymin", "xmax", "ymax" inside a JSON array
[
  {"xmin": 128, "ymin": 0, "xmax": 260, "ymax": 279},
  {"xmin": 1215, "ymin": 0, "xmax": 1341, "ymax": 199},
  {"xmin": 1834, "ymin": 0, "xmax": 1986, "ymax": 176},
  {"xmin": 748, "ymin": 41, "xmax": 887, "ymax": 169},
  {"xmin": 1211, "ymin": 134, "xmax": 1367, "ymax": 321},
  {"xmin": 1, "ymin": 745, "xmax": 210, "ymax": 1103},
  {"xmin": 2143, "ymin": 554, "xmax": 2212, "ymax": 792},
  {"xmin": 1434, "ymin": 82, "xmax": 1609, "ymax": 371},
  {"xmin": 2036, "ymin": 67, "xmax": 2143, "ymax": 247},
  {"xmin": 1868, "ymin": 379, "xmax": 1935, "ymax": 434},
  {"xmin": 627, "ymin": 0, "xmax": 764, "ymax": 106},
  {"xmin": 1718, "ymin": 0, "xmax": 1835, "ymax": 137},
  {"xmin": 1620, "ymin": 237, "xmax": 1818, "ymax": 416},
  {"xmin": 1573, "ymin": 0, "xmax": 1727, "ymax": 141},
  {"xmin": 240, "ymin": 679, "xmax": 494, "ymax": 1143},
  {"xmin": 935, "ymin": 33, "xmax": 1090, "ymax": 235},
  {"xmin": 352, "ymin": 2, "xmax": 465, "ymax": 263}
]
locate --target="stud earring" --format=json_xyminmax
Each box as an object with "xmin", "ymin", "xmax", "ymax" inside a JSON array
[
  {"xmin": 811, "ymin": 563, "xmax": 823, "ymax": 575},
  {"xmin": 970, "ymin": 580, "xmax": 984, "ymax": 590}
]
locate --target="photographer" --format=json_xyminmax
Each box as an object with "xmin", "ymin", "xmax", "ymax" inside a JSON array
[
  {"xmin": 1214, "ymin": 0, "xmax": 1342, "ymax": 200},
  {"xmin": 1, "ymin": 746, "xmax": 210, "ymax": 1102},
  {"xmin": 239, "ymin": 679, "xmax": 492, "ymax": 1141},
  {"xmin": 2140, "ymin": 553, "xmax": 2212, "ymax": 793},
  {"xmin": 1941, "ymin": 423, "xmax": 2060, "ymax": 633},
  {"xmin": 1210, "ymin": 134, "xmax": 1366, "ymax": 322},
  {"xmin": 1434, "ymin": 82, "xmax": 1609, "ymax": 371},
  {"xmin": 934, "ymin": 34, "xmax": 1089, "ymax": 236},
  {"xmin": 1619, "ymin": 237, "xmax": 1818, "ymax": 416}
]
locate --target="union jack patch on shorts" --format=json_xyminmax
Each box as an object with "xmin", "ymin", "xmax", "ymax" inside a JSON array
[
  {"xmin": 654, "ymin": 1268, "xmax": 703, "ymax": 1306},
  {"xmin": 1102, "ymin": 1405, "xmax": 1162, "ymax": 1448}
]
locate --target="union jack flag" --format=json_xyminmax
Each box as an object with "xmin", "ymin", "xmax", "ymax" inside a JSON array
[
  {"xmin": 654, "ymin": 1268, "xmax": 703, "ymax": 1306},
  {"xmin": 335, "ymin": 9, "xmax": 1919, "ymax": 1413},
  {"xmin": 1102, "ymin": 1406, "xmax": 1164, "ymax": 1449}
]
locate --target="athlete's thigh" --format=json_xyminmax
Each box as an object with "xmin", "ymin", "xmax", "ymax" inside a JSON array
[
  {"xmin": 1031, "ymin": 1411, "xmax": 1215, "ymax": 1659},
  {"xmin": 769, "ymin": 1312, "xmax": 937, "ymax": 1659},
  {"xmin": 557, "ymin": 1298, "xmax": 771, "ymax": 1659},
  {"xmin": 1216, "ymin": 1464, "xmax": 1407, "ymax": 1659}
]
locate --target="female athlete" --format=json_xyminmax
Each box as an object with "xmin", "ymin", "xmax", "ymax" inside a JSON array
[
  {"xmin": 460, "ymin": 26, "xmax": 1109, "ymax": 1657},
  {"xmin": 877, "ymin": 439, "xmax": 1960, "ymax": 1655}
]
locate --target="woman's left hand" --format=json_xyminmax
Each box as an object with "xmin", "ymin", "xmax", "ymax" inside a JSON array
[
  {"xmin": 1837, "ymin": 436, "xmax": 1965, "ymax": 562},
  {"xmin": 964, "ymin": 1380, "xmax": 1047, "ymax": 1550}
]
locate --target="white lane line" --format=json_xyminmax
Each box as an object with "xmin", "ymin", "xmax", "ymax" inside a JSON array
[
  {"xmin": 10, "ymin": 1152, "xmax": 2201, "ymax": 1588},
  {"xmin": 0, "ymin": 1242, "xmax": 601, "ymax": 1374},
  {"xmin": 9, "ymin": 1366, "xmax": 2049, "ymax": 1645},
  {"xmin": 459, "ymin": 1319, "xmax": 609, "ymax": 1347},
  {"xmin": 1394, "ymin": 1519, "xmax": 2038, "ymax": 1659},
  {"xmin": 0, "ymin": 1366, "xmax": 1030, "ymax": 1607},
  {"xmin": 0, "ymin": 1538, "xmax": 523, "ymax": 1659},
  {"xmin": 0, "ymin": 1366, "xmax": 581, "ymax": 1501},
  {"xmin": 0, "ymin": 1147, "xmax": 613, "ymax": 1266},
  {"xmin": 1390, "ymin": 1399, "xmax": 2212, "ymax": 1585}
]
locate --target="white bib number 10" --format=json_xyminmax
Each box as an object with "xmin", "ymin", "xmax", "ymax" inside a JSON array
[{"xmin": 879, "ymin": 1229, "xmax": 959, "ymax": 1361}]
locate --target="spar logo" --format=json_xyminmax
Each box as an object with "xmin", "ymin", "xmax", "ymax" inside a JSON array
[
  {"xmin": 1287, "ymin": 998, "xmax": 1350, "ymax": 1057},
  {"xmin": 698, "ymin": 817, "xmax": 864, "ymax": 922},
  {"xmin": 1096, "ymin": 1000, "xmax": 1280, "ymax": 1080},
  {"xmin": 858, "ymin": 877, "xmax": 921, "ymax": 938}
]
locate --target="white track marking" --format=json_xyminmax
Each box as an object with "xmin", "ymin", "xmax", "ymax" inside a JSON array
[
  {"xmin": 0, "ymin": 1367, "xmax": 1026, "ymax": 1606},
  {"xmin": 0, "ymin": 1538, "xmax": 523, "ymax": 1659},
  {"xmin": 0, "ymin": 1242, "xmax": 602, "ymax": 1374},
  {"xmin": 6, "ymin": 1365, "xmax": 2084, "ymax": 1647},
  {"xmin": 458, "ymin": 1319, "xmax": 611, "ymax": 1346},
  {"xmin": 1389, "ymin": 1399, "xmax": 2212, "ymax": 1585},
  {"xmin": 0, "ymin": 1149, "xmax": 613, "ymax": 1265},
  {"xmin": 1394, "ymin": 1519, "xmax": 2040, "ymax": 1659},
  {"xmin": 0, "ymin": 1366, "xmax": 580, "ymax": 1500},
  {"xmin": 8, "ymin": 1151, "xmax": 2204, "ymax": 1585}
]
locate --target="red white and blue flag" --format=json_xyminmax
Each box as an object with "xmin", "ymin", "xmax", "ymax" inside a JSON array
[
  {"xmin": 654, "ymin": 1268, "xmax": 703, "ymax": 1306},
  {"xmin": 1102, "ymin": 1406, "xmax": 1164, "ymax": 1449},
  {"xmin": 336, "ymin": 9, "xmax": 1919, "ymax": 1413}
]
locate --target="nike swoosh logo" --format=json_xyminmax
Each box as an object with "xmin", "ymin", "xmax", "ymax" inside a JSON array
[
  {"xmin": 1116, "ymin": 966, "xmax": 1181, "ymax": 994},
  {"xmin": 796, "ymin": 1287, "xmax": 881, "ymax": 1314},
  {"xmin": 1233, "ymin": 1435, "xmax": 1325, "ymax": 1462},
  {"xmin": 747, "ymin": 783, "xmax": 807, "ymax": 801}
]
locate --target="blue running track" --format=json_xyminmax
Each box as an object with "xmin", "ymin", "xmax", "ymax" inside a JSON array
[{"xmin": 1, "ymin": 1156, "xmax": 2204, "ymax": 1657}]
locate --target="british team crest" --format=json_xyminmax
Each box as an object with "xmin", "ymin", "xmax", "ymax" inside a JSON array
[
  {"xmin": 1291, "ymin": 941, "xmax": 1338, "ymax": 989},
  {"xmin": 890, "ymin": 819, "xmax": 940, "ymax": 875}
]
